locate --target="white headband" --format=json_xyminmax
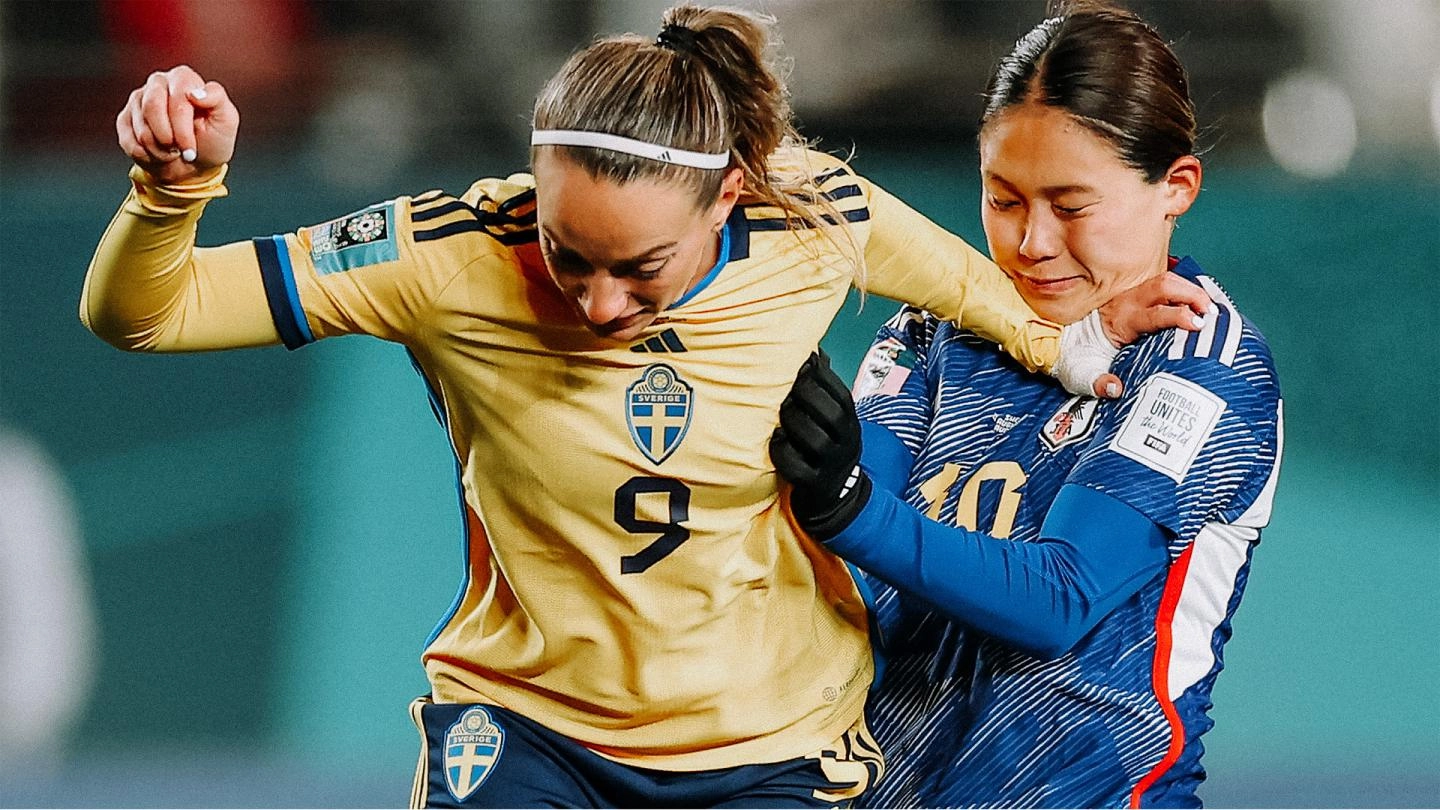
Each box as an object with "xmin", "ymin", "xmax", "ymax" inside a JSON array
[{"xmin": 531, "ymin": 129, "xmax": 730, "ymax": 170}]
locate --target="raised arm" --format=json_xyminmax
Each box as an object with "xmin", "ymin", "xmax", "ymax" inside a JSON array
[
  {"xmin": 117, "ymin": 66, "xmax": 237, "ymax": 186},
  {"xmin": 81, "ymin": 66, "xmax": 281, "ymax": 352}
]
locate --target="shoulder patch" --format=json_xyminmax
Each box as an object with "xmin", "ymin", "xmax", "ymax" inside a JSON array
[
  {"xmin": 308, "ymin": 201, "xmax": 400, "ymax": 274},
  {"xmin": 853, "ymin": 336, "xmax": 917, "ymax": 400},
  {"xmin": 1109, "ymin": 372, "xmax": 1225, "ymax": 481}
]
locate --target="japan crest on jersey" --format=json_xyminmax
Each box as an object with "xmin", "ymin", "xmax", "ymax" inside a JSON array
[
  {"xmin": 443, "ymin": 707, "xmax": 505, "ymax": 802},
  {"xmin": 627, "ymin": 364, "xmax": 694, "ymax": 465},
  {"xmin": 1041, "ymin": 395, "xmax": 1100, "ymax": 450}
]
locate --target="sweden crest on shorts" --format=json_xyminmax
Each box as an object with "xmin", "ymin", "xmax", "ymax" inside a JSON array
[
  {"xmin": 627, "ymin": 363, "xmax": 693, "ymax": 464},
  {"xmin": 444, "ymin": 707, "xmax": 505, "ymax": 802}
]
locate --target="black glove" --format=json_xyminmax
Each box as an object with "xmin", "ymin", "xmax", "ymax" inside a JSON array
[{"xmin": 770, "ymin": 350, "xmax": 873, "ymax": 540}]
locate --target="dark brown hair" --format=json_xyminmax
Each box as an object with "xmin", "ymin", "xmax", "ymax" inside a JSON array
[{"xmin": 982, "ymin": 0, "xmax": 1197, "ymax": 182}]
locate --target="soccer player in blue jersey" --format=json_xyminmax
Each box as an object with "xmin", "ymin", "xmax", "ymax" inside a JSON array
[
  {"xmin": 772, "ymin": 3, "xmax": 1283, "ymax": 808},
  {"xmin": 88, "ymin": 3, "xmax": 1212, "ymax": 807}
]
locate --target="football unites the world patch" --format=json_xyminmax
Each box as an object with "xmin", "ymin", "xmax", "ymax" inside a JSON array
[
  {"xmin": 1109, "ymin": 372, "xmax": 1225, "ymax": 481},
  {"xmin": 626, "ymin": 363, "xmax": 694, "ymax": 465},
  {"xmin": 307, "ymin": 202, "xmax": 400, "ymax": 274},
  {"xmin": 443, "ymin": 707, "xmax": 505, "ymax": 802}
]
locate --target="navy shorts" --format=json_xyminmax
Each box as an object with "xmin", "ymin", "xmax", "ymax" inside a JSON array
[{"xmin": 409, "ymin": 697, "xmax": 883, "ymax": 808}]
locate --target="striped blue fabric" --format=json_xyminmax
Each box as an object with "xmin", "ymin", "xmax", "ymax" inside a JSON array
[{"xmin": 853, "ymin": 259, "xmax": 1281, "ymax": 808}]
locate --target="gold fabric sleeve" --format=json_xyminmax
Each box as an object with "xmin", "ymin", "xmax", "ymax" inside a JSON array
[
  {"xmin": 858, "ymin": 179, "xmax": 1062, "ymax": 373},
  {"xmin": 80, "ymin": 165, "xmax": 283, "ymax": 351}
]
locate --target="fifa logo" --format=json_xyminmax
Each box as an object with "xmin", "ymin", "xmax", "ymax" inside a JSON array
[{"xmin": 443, "ymin": 707, "xmax": 505, "ymax": 801}]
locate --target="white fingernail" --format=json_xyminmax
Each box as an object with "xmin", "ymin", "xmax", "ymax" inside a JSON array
[
  {"xmin": 190, "ymin": 87, "xmax": 208, "ymax": 100},
  {"xmin": 1105, "ymin": 382, "xmax": 1119, "ymax": 398},
  {"xmin": 181, "ymin": 148, "xmax": 197, "ymax": 162},
  {"xmin": 1208, "ymin": 302, "xmax": 1219, "ymax": 315},
  {"xmin": 1191, "ymin": 314, "xmax": 1205, "ymax": 329}
]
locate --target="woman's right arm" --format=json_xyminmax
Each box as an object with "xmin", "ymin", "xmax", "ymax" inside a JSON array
[
  {"xmin": 84, "ymin": 66, "xmax": 469, "ymax": 354},
  {"xmin": 82, "ymin": 164, "xmax": 285, "ymax": 351},
  {"xmin": 82, "ymin": 66, "xmax": 280, "ymax": 352}
]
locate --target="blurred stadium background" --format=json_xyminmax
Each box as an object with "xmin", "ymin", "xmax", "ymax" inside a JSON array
[{"xmin": 1, "ymin": 0, "xmax": 1436, "ymax": 806}]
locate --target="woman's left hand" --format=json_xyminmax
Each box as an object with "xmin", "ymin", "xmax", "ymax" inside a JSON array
[
  {"xmin": 1099, "ymin": 273, "xmax": 1214, "ymax": 347},
  {"xmin": 1065, "ymin": 274, "xmax": 1215, "ymax": 399}
]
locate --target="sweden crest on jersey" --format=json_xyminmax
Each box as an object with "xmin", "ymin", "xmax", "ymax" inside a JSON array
[
  {"xmin": 444, "ymin": 707, "xmax": 504, "ymax": 801},
  {"xmin": 627, "ymin": 363, "xmax": 693, "ymax": 464}
]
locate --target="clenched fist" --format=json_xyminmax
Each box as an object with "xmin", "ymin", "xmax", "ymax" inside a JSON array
[{"xmin": 116, "ymin": 65, "xmax": 239, "ymax": 185}]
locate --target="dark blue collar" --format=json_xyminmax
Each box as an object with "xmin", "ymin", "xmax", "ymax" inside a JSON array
[{"xmin": 1170, "ymin": 255, "xmax": 1204, "ymax": 282}]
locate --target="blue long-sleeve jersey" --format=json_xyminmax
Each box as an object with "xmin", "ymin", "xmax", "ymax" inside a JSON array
[{"xmin": 836, "ymin": 259, "xmax": 1283, "ymax": 808}]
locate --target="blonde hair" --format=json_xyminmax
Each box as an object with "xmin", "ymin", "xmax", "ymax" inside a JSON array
[{"xmin": 531, "ymin": 4, "xmax": 852, "ymax": 246}]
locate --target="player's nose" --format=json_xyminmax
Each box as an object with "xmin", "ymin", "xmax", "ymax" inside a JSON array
[
  {"xmin": 1019, "ymin": 210, "xmax": 1063, "ymax": 262},
  {"xmin": 577, "ymin": 276, "xmax": 631, "ymax": 324}
]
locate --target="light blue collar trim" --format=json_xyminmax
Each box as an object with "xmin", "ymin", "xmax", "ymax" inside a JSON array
[{"xmin": 668, "ymin": 221, "xmax": 731, "ymax": 310}]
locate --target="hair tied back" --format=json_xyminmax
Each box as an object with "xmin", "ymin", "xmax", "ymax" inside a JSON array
[{"xmin": 656, "ymin": 23, "xmax": 701, "ymax": 55}]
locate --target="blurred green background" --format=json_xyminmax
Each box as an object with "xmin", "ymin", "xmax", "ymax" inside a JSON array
[{"xmin": 2, "ymin": 0, "xmax": 1437, "ymax": 807}]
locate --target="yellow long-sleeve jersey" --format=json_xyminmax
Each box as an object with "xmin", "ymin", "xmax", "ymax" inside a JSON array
[{"xmin": 82, "ymin": 149, "xmax": 1060, "ymax": 770}]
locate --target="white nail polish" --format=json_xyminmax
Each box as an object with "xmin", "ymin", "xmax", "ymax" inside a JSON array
[
  {"xmin": 1105, "ymin": 382, "xmax": 1119, "ymax": 398},
  {"xmin": 190, "ymin": 87, "xmax": 208, "ymax": 100},
  {"xmin": 1191, "ymin": 314, "xmax": 1205, "ymax": 329},
  {"xmin": 181, "ymin": 148, "xmax": 197, "ymax": 162}
]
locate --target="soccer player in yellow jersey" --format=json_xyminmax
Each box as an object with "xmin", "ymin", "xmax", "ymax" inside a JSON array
[{"xmin": 85, "ymin": 4, "xmax": 1210, "ymax": 807}]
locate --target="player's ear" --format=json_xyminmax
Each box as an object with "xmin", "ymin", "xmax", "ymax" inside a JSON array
[
  {"xmin": 709, "ymin": 167, "xmax": 745, "ymax": 230},
  {"xmin": 1160, "ymin": 155, "xmax": 1202, "ymax": 219}
]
